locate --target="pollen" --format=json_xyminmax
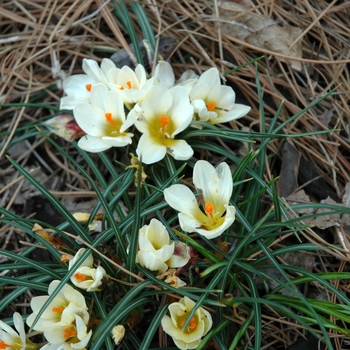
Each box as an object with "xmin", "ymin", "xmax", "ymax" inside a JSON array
[
  {"xmin": 207, "ymin": 102, "xmax": 216, "ymax": 111},
  {"xmin": 64, "ymin": 327, "xmax": 77, "ymax": 339},
  {"xmin": 0, "ymin": 340, "xmax": 10, "ymax": 349},
  {"xmin": 74, "ymin": 272, "xmax": 88, "ymax": 281},
  {"xmin": 85, "ymin": 83, "xmax": 92, "ymax": 92},
  {"xmin": 205, "ymin": 203, "xmax": 215, "ymax": 221},
  {"xmin": 52, "ymin": 307, "xmax": 64, "ymax": 313},
  {"xmin": 159, "ymin": 115, "xmax": 169, "ymax": 134},
  {"xmin": 180, "ymin": 317, "xmax": 197, "ymax": 331},
  {"xmin": 105, "ymin": 112, "xmax": 120, "ymax": 131}
]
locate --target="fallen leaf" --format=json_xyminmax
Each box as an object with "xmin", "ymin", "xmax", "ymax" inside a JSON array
[{"xmin": 219, "ymin": 1, "xmax": 303, "ymax": 70}]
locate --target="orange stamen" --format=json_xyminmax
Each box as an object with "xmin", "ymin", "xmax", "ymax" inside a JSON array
[
  {"xmin": 119, "ymin": 86, "xmax": 125, "ymax": 90},
  {"xmin": 74, "ymin": 272, "xmax": 88, "ymax": 281},
  {"xmin": 126, "ymin": 81, "xmax": 132, "ymax": 89},
  {"xmin": 52, "ymin": 307, "xmax": 64, "ymax": 313},
  {"xmin": 180, "ymin": 317, "xmax": 197, "ymax": 330},
  {"xmin": 159, "ymin": 116, "xmax": 169, "ymax": 134},
  {"xmin": 205, "ymin": 203, "xmax": 215, "ymax": 221},
  {"xmin": 105, "ymin": 112, "xmax": 120, "ymax": 131},
  {"xmin": 207, "ymin": 102, "xmax": 216, "ymax": 111},
  {"xmin": 85, "ymin": 83, "xmax": 92, "ymax": 92},
  {"xmin": 0, "ymin": 340, "xmax": 10, "ymax": 349},
  {"xmin": 64, "ymin": 328, "xmax": 77, "ymax": 339}
]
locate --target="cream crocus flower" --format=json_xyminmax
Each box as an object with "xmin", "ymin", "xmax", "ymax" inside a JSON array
[
  {"xmin": 108, "ymin": 64, "xmax": 154, "ymax": 109},
  {"xmin": 164, "ymin": 160, "xmax": 236, "ymax": 239},
  {"xmin": 0, "ymin": 312, "xmax": 37, "ymax": 350},
  {"xmin": 135, "ymin": 219, "xmax": 190, "ymax": 274},
  {"xmin": 134, "ymin": 85, "xmax": 194, "ymax": 164},
  {"xmin": 189, "ymin": 68, "xmax": 251, "ymax": 124},
  {"xmin": 161, "ymin": 296, "xmax": 212, "ymax": 350},
  {"xmin": 60, "ymin": 58, "xmax": 115, "ymax": 110},
  {"xmin": 68, "ymin": 248, "xmax": 108, "ymax": 292},
  {"xmin": 74, "ymin": 84, "xmax": 134, "ymax": 152},
  {"xmin": 27, "ymin": 280, "xmax": 90, "ymax": 333},
  {"xmin": 39, "ymin": 315, "xmax": 92, "ymax": 350}
]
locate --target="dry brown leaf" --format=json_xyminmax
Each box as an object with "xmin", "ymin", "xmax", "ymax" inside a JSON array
[
  {"xmin": 219, "ymin": 1, "xmax": 303, "ymax": 70},
  {"xmin": 278, "ymin": 141, "xmax": 301, "ymax": 198}
]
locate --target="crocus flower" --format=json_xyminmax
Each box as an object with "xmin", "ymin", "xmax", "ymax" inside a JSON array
[
  {"xmin": 134, "ymin": 85, "xmax": 194, "ymax": 164},
  {"xmin": 74, "ymin": 84, "xmax": 134, "ymax": 152},
  {"xmin": 189, "ymin": 68, "xmax": 251, "ymax": 124},
  {"xmin": 161, "ymin": 296, "xmax": 212, "ymax": 350},
  {"xmin": 135, "ymin": 219, "xmax": 190, "ymax": 274},
  {"xmin": 68, "ymin": 248, "xmax": 108, "ymax": 292},
  {"xmin": 164, "ymin": 160, "xmax": 236, "ymax": 239},
  {"xmin": 0, "ymin": 312, "xmax": 36, "ymax": 350},
  {"xmin": 60, "ymin": 58, "xmax": 115, "ymax": 110},
  {"xmin": 39, "ymin": 315, "xmax": 92, "ymax": 350},
  {"xmin": 27, "ymin": 281, "xmax": 90, "ymax": 333},
  {"xmin": 108, "ymin": 64, "xmax": 154, "ymax": 109}
]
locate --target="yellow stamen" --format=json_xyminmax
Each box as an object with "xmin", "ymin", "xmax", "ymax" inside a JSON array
[
  {"xmin": 85, "ymin": 83, "xmax": 92, "ymax": 92},
  {"xmin": 205, "ymin": 203, "xmax": 215, "ymax": 221},
  {"xmin": 64, "ymin": 328, "xmax": 77, "ymax": 339},
  {"xmin": 74, "ymin": 272, "xmax": 88, "ymax": 281},
  {"xmin": 105, "ymin": 112, "xmax": 120, "ymax": 131},
  {"xmin": 207, "ymin": 102, "xmax": 216, "ymax": 111},
  {"xmin": 159, "ymin": 115, "xmax": 169, "ymax": 134},
  {"xmin": 52, "ymin": 307, "xmax": 64, "ymax": 313}
]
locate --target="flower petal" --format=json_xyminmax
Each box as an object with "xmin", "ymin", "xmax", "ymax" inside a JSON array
[
  {"xmin": 136, "ymin": 133, "xmax": 167, "ymax": 164},
  {"xmin": 78, "ymin": 135, "xmax": 111, "ymax": 153}
]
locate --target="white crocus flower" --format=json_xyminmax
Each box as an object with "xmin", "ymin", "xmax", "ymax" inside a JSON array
[
  {"xmin": 164, "ymin": 160, "xmax": 236, "ymax": 239},
  {"xmin": 134, "ymin": 85, "xmax": 194, "ymax": 164},
  {"xmin": 108, "ymin": 64, "xmax": 155, "ymax": 109},
  {"xmin": 0, "ymin": 312, "xmax": 36, "ymax": 350},
  {"xmin": 74, "ymin": 84, "xmax": 134, "ymax": 153},
  {"xmin": 189, "ymin": 68, "xmax": 251, "ymax": 124},
  {"xmin": 60, "ymin": 58, "xmax": 115, "ymax": 110},
  {"xmin": 69, "ymin": 248, "xmax": 108, "ymax": 292},
  {"xmin": 161, "ymin": 296, "xmax": 212, "ymax": 350},
  {"xmin": 40, "ymin": 315, "xmax": 92, "ymax": 350},
  {"xmin": 27, "ymin": 280, "xmax": 90, "ymax": 332},
  {"xmin": 135, "ymin": 219, "xmax": 189, "ymax": 274}
]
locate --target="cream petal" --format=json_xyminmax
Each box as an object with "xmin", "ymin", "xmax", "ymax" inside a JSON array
[
  {"xmin": 167, "ymin": 253, "xmax": 189, "ymax": 268},
  {"xmin": 74, "ymin": 103, "xmax": 107, "ymax": 136},
  {"xmin": 69, "ymin": 248, "xmax": 93, "ymax": 270},
  {"xmin": 209, "ymin": 85, "xmax": 236, "ymax": 110},
  {"xmin": 78, "ymin": 136, "xmax": 111, "ymax": 153},
  {"xmin": 218, "ymin": 103, "xmax": 251, "ymax": 123},
  {"xmin": 136, "ymin": 251, "xmax": 168, "ymax": 273},
  {"xmin": 193, "ymin": 161, "xmax": 233, "ymax": 213},
  {"xmin": 197, "ymin": 67, "xmax": 220, "ymax": 88},
  {"xmin": 163, "ymin": 139, "xmax": 193, "ymax": 161},
  {"xmin": 146, "ymin": 219, "xmax": 171, "ymax": 247},
  {"xmin": 89, "ymin": 84, "xmax": 109, "ymax": 110},
  {"xmin": 142, "ymin": 86, "xmax": 172, "ymax": 120},
  {"xmin": 138, "ymin": 231, "xmax": 156, "ymax": 251},
  {"xmin": 154, "ymin": 61, "xmax": 175, "ymax": 88},
  {"xmin": 136, "ymin": 133, "xmax": 167, "ymax": 164},
  {"xmin": 102, "ymin": 135, "xmax": 133, "ymax": 147},
  {"xmin": 103, "ymin": 90, "xmax": 125, "ymax": 122},
  {"xmin": 82, "ymin": 59, "xmax": 108, "ymax": 85}
]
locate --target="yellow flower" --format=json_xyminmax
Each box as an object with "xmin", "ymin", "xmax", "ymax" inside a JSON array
[{"xmin": 161, "ymin": 297, "xmax": 212, "ymax": 349}]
